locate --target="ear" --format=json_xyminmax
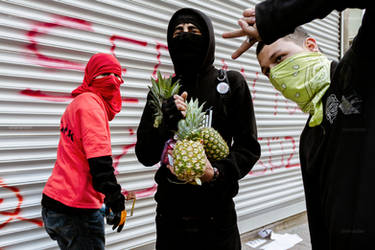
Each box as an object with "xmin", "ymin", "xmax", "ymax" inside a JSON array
[{"xmin": 304, "ymin": 37, "xmax": 319, "ymax": 52}]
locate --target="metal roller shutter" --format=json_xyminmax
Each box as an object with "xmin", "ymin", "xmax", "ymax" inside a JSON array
[{"xmin": 0, "ymin": 0, "xmax": 340, "ymax": 249}]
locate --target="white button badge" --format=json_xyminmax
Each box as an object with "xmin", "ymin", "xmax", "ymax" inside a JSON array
[{"xmin": 217, "ymin": 82, "xmax": 230, "ymax": 94}]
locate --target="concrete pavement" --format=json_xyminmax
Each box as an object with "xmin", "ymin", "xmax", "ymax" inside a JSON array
[{"xmin": 241, "ymin": 212, "xmax": 311, "ymax": 250}]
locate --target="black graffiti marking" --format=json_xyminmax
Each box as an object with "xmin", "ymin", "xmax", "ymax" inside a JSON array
[{"xmin": 60, "ymin": 123, "xmax": 74, "ymax": 142}]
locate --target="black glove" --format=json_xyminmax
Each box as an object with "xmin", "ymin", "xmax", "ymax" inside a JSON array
[
  {"xmin": 105, "ymin": 193, "xmax": 126, "ymax": 232},
  {"xmin": 161, "ymin": 96, "xmax": 183, "ymax": 132}
]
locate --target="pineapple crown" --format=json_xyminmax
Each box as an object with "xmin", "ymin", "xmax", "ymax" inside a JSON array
[
  {"xmin": 148, "ymin": 71, "xmax": 180, "ymax": 128},
  {"xmin": 176, "ymin": 98, "xmax": 206, "ymax": 140}
]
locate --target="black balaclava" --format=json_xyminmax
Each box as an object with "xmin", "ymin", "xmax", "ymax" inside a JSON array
[{"xmin": 167, "ymin": 9, "xmax": 214, "ymax": 81}]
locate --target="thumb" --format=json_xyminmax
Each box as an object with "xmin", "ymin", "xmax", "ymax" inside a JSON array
[{"xmin": 181, "ymin": 91, "xmax": 188, "ymax": 101}]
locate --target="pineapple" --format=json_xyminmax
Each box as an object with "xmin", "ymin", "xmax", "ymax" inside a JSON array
[
  {"xmin": 172, "ymin": 99, "xmax": 206, "ymax": 185},
  {"xmin": 148, "ymin": 71, "xmax": 180, "ymax": 128},
  {"xmin": 172, "ymin": 99, "xmax": 229, "ymax": 185},
  {"xmin": 200, "ymin": 127, "xmax": 229, "ymax": 161},
  {"xmin": 173, "ymin": 139, "xmax": 206, "ymax": 185}
]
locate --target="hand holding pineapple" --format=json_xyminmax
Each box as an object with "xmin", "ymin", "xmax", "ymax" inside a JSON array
[
  {"xmin": 149, "ymin": 71, "xmax": 187, "ymax": 128},
  {"xmin": 171, "ymin": 99, "xmax": 229, "ymax": 185},
  {"xmin": 166, "ymin": 149, "xmax": 215, "ymax": 183}
]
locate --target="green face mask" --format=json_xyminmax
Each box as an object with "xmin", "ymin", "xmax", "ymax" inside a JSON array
[{"xmin": 269, "ymin": 52, "xmax": 331, "ymax": 127}]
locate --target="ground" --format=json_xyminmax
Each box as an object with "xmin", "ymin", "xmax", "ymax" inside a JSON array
[{"xmin": 241, "ymin": 212, "xmax": 311, "ymax": 250}]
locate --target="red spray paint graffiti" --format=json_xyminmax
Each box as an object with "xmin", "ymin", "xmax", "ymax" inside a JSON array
[
  {"xmin": 113, "ymin": 129, "xmax": 137, "ymax": 175},
  {"xmin": 25, "ymin": 15, "xmax": 93, "ymax": 71},
  {"xmin": 250, "ymin": 71, "xmax": 259, "ymax": 100},
  {"xmin": 240, "ymin": 67, "xmax": 246, "ymax": 80},
  {"xmin": 274, "ymin": 92, "xmax": 280, "ymax": 116},
  {"xmin": 122, "ymin": 184, "xmax": 158, "ymax": 199},
  {"xmin": 112, "ymin": 128, "xmax": 158, "ymax": 199},
  {"xmin": 221, "ymin": 58, "xmax": 228, "ymax": 70},
  {"xmin": 284, "ymin": 99, "xmax": 299, "ymax": 115},
  {"xmin": 19, "ymin": 89, "xmax": 138, "ymax": 104},
  {"xmin": 273, "ymin": 92, "xmax": 300, "ymax": 116},
  {"xmin": 110, "ymin": 35, "xmax": 148, "ymax": 75},
  {"xmin": 152, "ymin": 42, "xmax": 169, "ymax": 78},
  {"xmin": 249, "ymin": 136, "xmax": 300, "ymax": 176},
  {"xmin": 110, "ymin": 35, "xmax": 148, "ymax": 53},
  {"xmin": 0, "ymin": 179, "xmax": 43, "ymax": 229}
]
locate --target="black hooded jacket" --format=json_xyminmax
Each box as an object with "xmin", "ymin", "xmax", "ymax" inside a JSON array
[
  {"xmin": 256, "ymin": 1, "xmax": 374, "ymax": 249},
  {"xmin": 136, "ymin": 8, "xmax": 260, "ymax": 215}
]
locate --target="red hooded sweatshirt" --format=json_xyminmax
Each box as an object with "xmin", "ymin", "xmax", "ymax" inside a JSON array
[{"xmin": 43, "ymin": 53, "xmax": 124, "ymax": 209}]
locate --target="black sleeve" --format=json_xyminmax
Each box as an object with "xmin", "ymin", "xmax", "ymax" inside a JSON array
[
  {"xmin": 212, "ymin": 71, "xmax": 261, "ymax": 184},
  {"xmin": 88, "ymin": 156, "xmax": 124, "ymax": 212},
  {"xmin": 256, "ymin": 0, "xmax": 370, "ymax": 45},
  {"xmin": 135, "ymin": 92, "xmax": 182, "ymax": 166}
]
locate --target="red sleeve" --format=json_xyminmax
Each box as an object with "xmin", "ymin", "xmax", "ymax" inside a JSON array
[{"xmin": 77, "ymin": 94, "xmax": 112, "ymax": 159}]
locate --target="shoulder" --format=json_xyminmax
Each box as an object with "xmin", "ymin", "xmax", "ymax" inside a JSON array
[
  {"xmin": 72, "ymin": 92, "xmax": 105, "ymax": 110},
  {"xmin": 225, "ymin": 70, "xmax": 248, "ymax": 92},
  {"xmin": 226, "ymin": 70, "xmax": 246, "ymax": 84},
  {"xmin": 70, "ymin": 92, "xmax": 107, "ymax": 120}
]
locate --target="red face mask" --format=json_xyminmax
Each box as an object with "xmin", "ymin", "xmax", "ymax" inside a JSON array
[
  {"xmin": 72, "ymin": 53, "xmax": 124, "ymax": 121},
  {"xmin": 91, "ymin": 75, "xmax": 122, "ymax": 100}
]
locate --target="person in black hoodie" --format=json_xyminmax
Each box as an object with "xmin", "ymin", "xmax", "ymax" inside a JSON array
[
  {"xmin": 136, "ymin": 8, "xmax": 260, "ymax": 250},
  {"xmin": 224, "ymin": 1, "xmax": 373, "ymax": 249}
]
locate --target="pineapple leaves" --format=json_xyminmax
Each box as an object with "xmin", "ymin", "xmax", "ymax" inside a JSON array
[
  {"xmin": 148, "ymin": 71, "xmax": 181, "ymax": 128},
  {"xmin": 176, "ymin": 98, "xmax": 206, "ymax": 140}
]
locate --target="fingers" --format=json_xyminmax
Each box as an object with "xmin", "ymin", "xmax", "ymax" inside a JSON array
[
  {"xmin": 238, "ymin": 19, "xmax": 259, "ymax": 40},
  {"xmin": 231, "ymin": 35, "xmax": 258, "ymax": 59},
  {"xmin": 243, "ymin": 8, "xmax": 255, "ymax": 17},
  {"xmin": 222, "ymin": 8, "xmax": 255, "ymax": 39},
  {"xmin": 117, "ymin": 223, "xmax": 124, "ymax": 232},
  {"xmin": 180, "ymin": 91, "xmax": 188, "ymax": 101},
  {"xmin": 109, "ymin": 213, "xmax": 120, "ymax": 227},
  {"xmin": 111, "ymin": 210, "xmax": 127, "ymax": 232},
  {"xmin": 222, "ymin": 7, "xmax": 259, "ymax": 59},
  {"xmin": 174, "ymin": 94, "xmax": 187, "ymax": 104},
  {"xmin": 199, "ymin": 158, "xmax": 214, "ymax": 183},
  {"xmin": 231, "ymin": 38, "xmax": 252, "ymax": 59},
  {"xmin": 222, "ymin": 29, "xmax": 246, "ymax": 39},
  {"xmin": 174, "ymin": 93, "xmax": 187, "ymax": 116},
  {"xmin": 175, "ymin": 100, "xmax": 186, "ymax": 111},
  {"xmin": 242, "ymin": 16, "xmax": 256, "ymax": 25},
  {"xmin": 228, "ymin": 20, "xmax": 259, "ymax": 59},
  {"xmin": 126, "ymin": 191, "xmax": 136, "ymax": 200}
]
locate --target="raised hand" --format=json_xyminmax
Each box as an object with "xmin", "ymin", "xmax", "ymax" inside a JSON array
[{"xmin": 222, "ymin": 8, "xmax": 261, "ymax": 59}]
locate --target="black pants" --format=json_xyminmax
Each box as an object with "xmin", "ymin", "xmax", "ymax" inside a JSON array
[{"xmin": 155, "ymin": 210, "xmax": 241, "ymax": 250}]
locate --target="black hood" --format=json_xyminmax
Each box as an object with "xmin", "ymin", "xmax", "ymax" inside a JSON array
[{"xmin": 167, "ymin": 8, "xmax": 215, "ymax": 77}]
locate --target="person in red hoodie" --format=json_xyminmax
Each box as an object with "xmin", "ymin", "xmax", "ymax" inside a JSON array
[{"xmin": 42, "ymin": 53, "xmax": 126, "ymax": 249}]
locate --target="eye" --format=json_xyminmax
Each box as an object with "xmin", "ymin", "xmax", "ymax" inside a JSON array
[
  {"xmin": 102, "ymin": 73, "xmax": 110, "ymax": 76},
  {"xmin": 173, "ymin": 27, "xmax": 184, "ymax": 36},
  {"xmin": 188, "ymin": 26, "xmax": 201, "ymax": 35},
  {"xmin": 275, "ymin": 55, "xmax": 283, "ymax": 63},
  {"xmin": 189, "ymin": 27, "xmax": 199, "ymax": 32},
  {"xmin": 114, "ymin": 74, "xmax": 121, "ymax": 80},
  {"xmin": 175, "ymin": 26, "xmax": 183, "ymax": 31}
]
